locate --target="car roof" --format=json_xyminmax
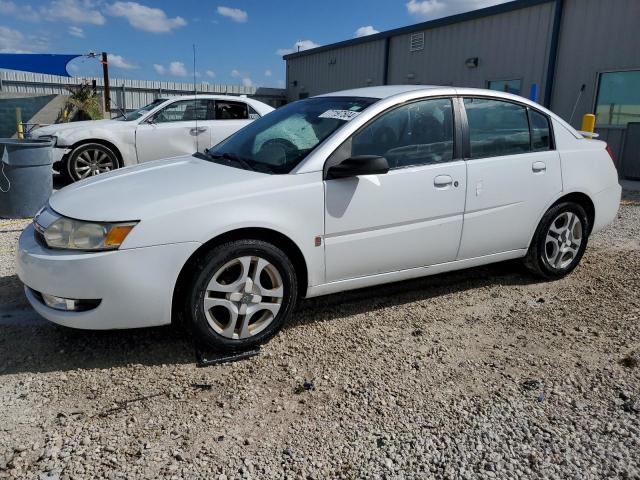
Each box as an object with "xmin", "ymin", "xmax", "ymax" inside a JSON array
[{"xmin": 317, "ymin": 85, "xmax": 444, "ymax": 99}]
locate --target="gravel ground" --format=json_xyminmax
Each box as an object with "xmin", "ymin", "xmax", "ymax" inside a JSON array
[{"xmin": 1, "ymin": 191, "xmax": 639, "ymax": 480}]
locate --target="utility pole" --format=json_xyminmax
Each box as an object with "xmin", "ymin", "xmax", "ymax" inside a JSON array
[{"xmin": 101, "ymin": 51, "xmax": 110, "ymax": 113}]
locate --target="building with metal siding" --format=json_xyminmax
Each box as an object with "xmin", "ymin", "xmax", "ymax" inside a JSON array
[{"xmin": 283, "ymin": 0, "xmax": 640, "ymax": 178}]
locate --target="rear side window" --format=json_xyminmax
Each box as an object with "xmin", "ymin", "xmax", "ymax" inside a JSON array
[
  {"xmin": 529, "ymin": 109, "xmax": 551, "ymax": 151},
  {"xmin": 215, "ymin": 101, "xmax": 249, "ymax": 120},
  {"xmin": 464, "ymin": 98, "xmax": 530, "ymax": 159}
]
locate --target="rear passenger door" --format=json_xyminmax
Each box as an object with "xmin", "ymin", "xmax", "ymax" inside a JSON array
[
  {"xmin": 208, "ymin": 100, "xmax": 254, "ymax": 148},
  {"xmin": 457, "ymin": 97, "xmax": 562, "ymax": 259}
]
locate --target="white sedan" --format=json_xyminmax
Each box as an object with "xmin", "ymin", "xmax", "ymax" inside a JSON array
[
  {"xmin": 32, "ymin": 94, "xmax": 273, "ymax": 181},
  {"xmin": 17, "ymin": 86, "xmax": 621, "ymax": 352}
]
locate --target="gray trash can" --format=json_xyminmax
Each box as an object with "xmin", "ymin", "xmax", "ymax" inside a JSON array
[{"xmin": 0, "ymin": 138, "xmax": 54, "ymax": 219}]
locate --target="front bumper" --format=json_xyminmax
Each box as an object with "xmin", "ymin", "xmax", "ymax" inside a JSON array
[{"xmin": 16, "ymin": 224, "xmax": 200, "ymax": 330}]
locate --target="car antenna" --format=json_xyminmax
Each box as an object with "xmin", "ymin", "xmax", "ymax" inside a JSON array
[{"xmin": 569, "ymin": 84, "xmax": 586, "ymax": 125}]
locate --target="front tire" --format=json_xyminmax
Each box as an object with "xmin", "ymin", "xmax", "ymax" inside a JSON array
[
  {"xmin": 524, "ymin": 202, "xmax": 590, "ymax": 279},
  {"xmin": 186, "ymin": 240, "xmax": 298, "ymax": 352},
  {"xmin": 67, "ymin": 143, "xmax": 119, "ymax": 182}
]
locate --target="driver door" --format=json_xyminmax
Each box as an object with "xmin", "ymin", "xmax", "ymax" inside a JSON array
[
  {"xmin": 135, "ymin": 99, "xmax": 213, "ymax": 163},
  {"xmin": 324, "ymin": 97, "xmax": 467, "ymax": 282}
]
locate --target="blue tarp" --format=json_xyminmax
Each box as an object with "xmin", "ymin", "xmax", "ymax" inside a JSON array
[{"xmin": 0, "ymin": 54, "xmax": 81, "ymax": 77}]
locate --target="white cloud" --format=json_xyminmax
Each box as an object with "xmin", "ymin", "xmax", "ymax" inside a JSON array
[
  {"xmin": 231, "ymin": 69, "xmax": 253, "ymax": 87},
  {"xmin": 355, "ymin": 25, "xmax": 379, "ymax": 37},
  {"xmin": 108, "ymin": 53, "xmax": 138, "ymax": 69},
  {"xmin": 277, "ymin": 79, "xmax": 285, "ymax": 88},
  {"xmin": 106, "ymin": 2, "xmax": 187, "ymax": 33},
  {"xmin": 43, "ymin": 0, "xmax": 106, "ymax": 25},
  {"xmin": 68, "ymin": 26, "xmax": 85, "ymax": 37},
  {"xmin": 406, "ymin": 0, "xmax": 507, "ymax": 20},
  {"xmin": 264, "ymin": 69, "xmax": 272, "ymax": 77},
  {"xmin": 217, "ymin": 5, "xmax": 247, "ymax": 23},
  {"xmin": 0, "ymin": 25, "xmax": 48, "ymax": 53},
  {"xmin": 169, "ymin": 61, "xmax": 187, "ymax": 76},
  {"xmin": 276, "ymin": 39, "xmax": 320, "ymax": 56},
  {"xmin": 0, "ymin": 1, "xmax": 37, "ymax": 21},
  {"xmin": 206, "ymin": 70, "xmax": 216, "ymax": 78},
  {"xmin": 153, "ymin": 61, "xmax": 187, "ymax": 76}
]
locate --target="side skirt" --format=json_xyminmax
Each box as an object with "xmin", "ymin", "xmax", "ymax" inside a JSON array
[{"xmin": 305, "ymin": 249, "xmax": 527, "ymax": 298}]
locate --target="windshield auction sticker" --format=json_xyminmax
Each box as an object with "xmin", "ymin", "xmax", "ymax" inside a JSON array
[{"xmin": 319, "ymin": 110, "xmax": 361, "ymax": 121}]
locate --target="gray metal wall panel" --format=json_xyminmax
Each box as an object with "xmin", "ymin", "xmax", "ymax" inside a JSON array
[
  {"xmin": 551, "ymin": 0, "xmax": 640, "ymax": 127},
  {"xmin": 387, "ymin": 2, "xmax": 555, "ymax": 99},
  {"xmin": 286, "ymin": 39, "xmax": 387, "ymax": 101}
]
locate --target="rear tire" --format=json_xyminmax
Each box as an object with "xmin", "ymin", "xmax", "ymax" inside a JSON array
[
  {"xmin": 186, "ymin": 240, "xmax": 298, "ymax": 352},
  {"xmin": 524, "ymin": 201, "xmax": 589, "ymax": 279},
  {"xmin": 67, "ymin": 143, "xmax": 119, "ymax": 182}
]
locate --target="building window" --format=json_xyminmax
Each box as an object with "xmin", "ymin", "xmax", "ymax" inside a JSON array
[
  {"xmin": 488, "ymin": 79, "xmax": 522, "ymax": 96},
  {"xmin": 595, "ymin": 70, "xmax": 640, "ymax": 126}
]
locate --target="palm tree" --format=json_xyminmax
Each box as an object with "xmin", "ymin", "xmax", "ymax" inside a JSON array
[{"xmin": 62, "ymin": 82, "xmax": 103, "ymax": 121}]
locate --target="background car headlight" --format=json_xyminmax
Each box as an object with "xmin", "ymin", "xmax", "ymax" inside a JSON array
[
  {"xmin": 35, "ymin": 134, "xmax": 57, "ymax": 146},
  {"xmin": 43, "ymin": 216, "xmax": 137, "ymax": 250}
]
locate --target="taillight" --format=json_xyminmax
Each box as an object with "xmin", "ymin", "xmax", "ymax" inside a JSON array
[{"xmin": 605, "ymin": 144, "xmax": 616, "ymax": 165}]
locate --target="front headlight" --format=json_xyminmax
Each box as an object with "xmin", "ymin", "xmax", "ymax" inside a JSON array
[
  {"xmin": 43, "ymin": 216, "xmax": 138, "ymax": 250},
  {"xmin": 35, "ymin": 134, "xmax": 57, "ymax": 146}
]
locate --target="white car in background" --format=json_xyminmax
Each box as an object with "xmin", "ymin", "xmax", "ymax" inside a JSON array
[
  {"xmin": 32, "ymin": 95, "xmax": 274, "ymax": 181},
  {"xmin": 17, "ymin": 86, "xmax": 621, "ymax": 352}
]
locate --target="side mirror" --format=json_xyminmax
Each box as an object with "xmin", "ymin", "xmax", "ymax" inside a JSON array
[{"xmin": 326, "ymin": 155, "xmax": 389, "ymax": 180}]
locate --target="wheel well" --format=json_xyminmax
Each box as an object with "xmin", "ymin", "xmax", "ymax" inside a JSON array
[
  {"xmin": 553, "ymin": 192, "xmax": 595, "ymax": 232},
  {"xmin": 67, "ymin": 139, "xmax": 123, "ymax": 167},
  {"xmin": 171, "ymin": 228, "xmax": 309, "ymax": 325}
]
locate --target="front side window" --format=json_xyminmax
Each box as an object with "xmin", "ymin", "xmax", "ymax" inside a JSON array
[
  {"xmin": 207, "ymin": 96, "xmax": 377, "ymax": 173},
  {"xmin": 117, "ymin": 99, "xmax": 166, "ymax": 121},
  {"xmin": 153, "ymin": 99, "xmax": 214, "ymax": 123},
  {"xmin": 215, "ymin": 101, "xmax": 248, "ymax": 120},
  {"xmin": 488, "ymin": 79, "xmax": 522, "ymax": 96},
  {"xmin": 464, "ymin": 98, "xmax": 530, "ymax": 159},
  {"xmin": 351, "ymin": 98, "xmax": 454, "ymax": 168},
  {"xmin": 595, "ymin": 70, "xmax": 640, "ymax": 126}
]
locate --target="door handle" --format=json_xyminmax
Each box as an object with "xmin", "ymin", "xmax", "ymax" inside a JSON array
[
  {"xmin": 190, "ymin": 127, "xmax": 208, "ymax": 134},
  {"xmin": 532, "ymin": 161, "xmax": 546, "ymax": 173},
  {"xmin": 434, "ymin": 175, "xmax": 453, "ymax": 188}
]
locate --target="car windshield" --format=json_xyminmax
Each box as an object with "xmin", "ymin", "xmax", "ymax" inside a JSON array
[
  {"xmin": 116, "ymin": 99, "xmax": 167, "ymax": 121},
  {"xmin": 205, "ymin": 96, "xmax": 378, "ymax": 174}
]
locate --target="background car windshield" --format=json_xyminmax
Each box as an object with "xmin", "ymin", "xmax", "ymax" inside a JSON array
[
  {"xmin": 208, "ymin": 96, "xmax": 377, "ymax": 173},
  {"xmin": 118, "ymin": 99, "xmax": 166, "ymax": 121}
]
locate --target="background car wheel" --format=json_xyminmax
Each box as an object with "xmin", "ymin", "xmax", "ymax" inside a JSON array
[
  {"xmin": 67, "ymin": 143, "xmax": 119, "ymax": 182},
  {"xmin": 186, "ymin": 239, "xmax": 298, "ymax": 352},
  {"xmin": 524, "ymin": 201, "xmax": 590, "ymax": 279}
]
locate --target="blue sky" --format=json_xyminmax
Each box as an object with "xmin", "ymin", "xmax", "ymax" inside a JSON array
[{"xmin": 0, "ymin": 0, "xmax": 507, "ymax": 88}]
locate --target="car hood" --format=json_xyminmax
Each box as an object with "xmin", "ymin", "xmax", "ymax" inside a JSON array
[
  {"xmin": 48, "ymin": 155, "xmax": 270, "ymax": 222},
  {"xmin": 33, "ymin": 119, "xmax": 131, "ymax": 137}
]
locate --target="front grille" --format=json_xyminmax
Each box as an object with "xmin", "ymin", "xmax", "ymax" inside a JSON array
[{"xmin": 33, "ymin": 224, "xmax": 47, "ymax": 248}]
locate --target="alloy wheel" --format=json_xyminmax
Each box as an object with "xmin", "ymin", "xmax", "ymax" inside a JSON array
[
  {"xmin": 73, "ymin": 149, "xmax": 116, "ymax": 179},
  {"xmin": 544, "ymin": 211, "xmax": 583, "ymax": 269},
  {"xmin": 203, "ymin": 256, "xmax": 284, "ymax": 340}
]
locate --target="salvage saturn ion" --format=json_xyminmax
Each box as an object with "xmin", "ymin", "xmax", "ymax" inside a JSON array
[{"xmin": 17, "ymin": 86, "xmax": 621, "ymax": 352}]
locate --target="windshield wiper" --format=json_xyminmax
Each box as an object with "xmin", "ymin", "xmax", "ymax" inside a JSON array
[{"xmin": 203, "ymin": 151, "xmax": 258, "ymax": 172}]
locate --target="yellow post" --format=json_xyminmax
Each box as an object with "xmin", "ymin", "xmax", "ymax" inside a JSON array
[
  {"xmin": 15, "ymin": 107, "xmax": 24, "ymax": 140},
  {"xmin": 581, "ymin": 113, "xmax": 596, "ymax": 138}
]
